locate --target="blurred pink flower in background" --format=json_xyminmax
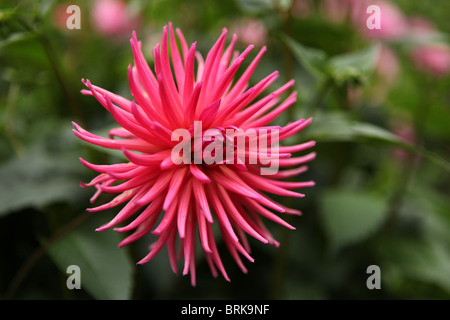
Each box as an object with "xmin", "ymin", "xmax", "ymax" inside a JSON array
[
  {"xmin": 407, "ymin": 17, "xmax": 450, "ymax": 77},
  {"xmin": 291, "ymin": 0, "xmax": 314, "ymax": 19},
  {"xmin": 391, "ymin": 120, "xmax": 416, "ymax": 164},
  {"xmin": 375, "ymin": 44, "xmax": 399, "ymax": 84},
  {"xmin": 408, "ymin": 16, "xmax": 437, "ymax": 36},
  {"xmin": 367, "ymin": 44, "xmax": 401, "ymax": 103},
  {"xmin": 410, "ymin": 44, "xmax": 450, "ymax": 77},
  {"xmin": 320, "ymin": 0, "xmax": 408, "ymax": 41},
  {"xmin": 231, "ymin": 18, "xmax": 268, "ymax": 47},
  {"xmin": 320, "ymin": 0, "xmax": 355, "ymax": 23},
  {"xmin": 52, "ymin": 3, "xmax": 71, "ymax": 30},
  {"xmin": 91, "ymin": 0, "xmax": 140, "ymax": 38}
]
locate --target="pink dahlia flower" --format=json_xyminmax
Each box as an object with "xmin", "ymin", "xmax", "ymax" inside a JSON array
[{"xmin": 73, "ymin": 23, "xmax": 315, "ymax": 285}]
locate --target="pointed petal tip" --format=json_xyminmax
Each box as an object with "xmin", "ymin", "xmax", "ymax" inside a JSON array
[{"xmin": 95, "ymin": 225, "xmax": 109, "ymax": 232}]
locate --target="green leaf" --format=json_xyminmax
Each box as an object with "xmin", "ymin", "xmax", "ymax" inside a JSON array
[
  {"xmin": 319, "ymin": 189, "xmax": 389, "ymax": 251},
  {"xmin": 382, "ymin": 238, "xmax": 450, "ymax": 295},
  {"xmin": 306, "ymin": 112, "xmax": 450, "ymax": 173},
  {"xmin": 0, "ymin": 8, "xmax": 16, "ymax": 23},
  {"xmin": 235, "ymin": 0, "xmax": 273, "ymax": 13},
  {"xmin": 283, "ymin": 35, "xmax": 328, "ymax": 80},
  {"xmin": 0, "ymin": 142, "xmax": 86, "ymax": 217},
  {"xmin": 47, "ymin": 214, "xmax": 134, "ymax": 300},
  {"xmin": 326, "ymin": 43, "xmax": 380, "ymax": 85}
]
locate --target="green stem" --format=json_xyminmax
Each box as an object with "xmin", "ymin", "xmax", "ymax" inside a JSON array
[
  {"xmin": 16, "ymin": 16, "xmax": 85, "ymax": 124},
  {"xmin": 5, "ymin": 83, "xmax": 25, "ymax": 157},
  {"xmin": 302, "ymin": 78, "xmax": 333, "ymax": 118},
  {"xmin": 383, "ymin": 76, "xmax": 434, "ymax": 233},
  {"xmin": 4, "ymin": 213, "xmax": 91, "ymax": 300},
  {"xmin": 269, "ymin": 1, "xmax": 295, "ymax": 300}
]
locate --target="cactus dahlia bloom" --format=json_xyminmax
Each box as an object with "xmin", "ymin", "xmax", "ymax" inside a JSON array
[{"xmin": 73, "ymin": 23, "xmax": 315, "ymax": 285}]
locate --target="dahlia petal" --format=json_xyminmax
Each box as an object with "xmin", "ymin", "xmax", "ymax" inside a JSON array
[
  {"xmin": 108, "ymin": 127, "xmax": 134, "ymax": 139},
  {"xmin": 220, "ymin": 226, "xmax": 248, "ymax": 274},
  {"xmin": 233, "ymin": 94, "xmax": 279, "ymax": 128},
  {"xmin": 279, "ymin": 117, "xmax": 313, "ymax": 140},
  {"xmin": 199, "ymin": 99, "xmax": 221, "ymax": 129},
  {"xmin": 156, "ymin": 71, "xmax": 182, "ymax": 129},
  {"xmin": 127, "ymin": 65, "xmax": 167, "ymax": 127},
  {"xmin": 206, "ymin": 222, "xmax": 230, "ymax": 281},
  {"xmin": 271, "ymin": 180, "xmax": 315, "ymax": 189},
  {"xmin": 188, "ymin": 239, "xmax": 197, "ymax": 286},
  {"xmin": 220, "ymin": 221, "xmax": 254, "ymax": 264},
  {"xmin": 210, "ymin": 45, "xmax": 252, "ymax": 103},
  {"xmin": 234, "ymin": 201, "xmax": 278, "ymax": 247},
  {"xmin": 245, "ymin": 198, "xmax": 295, "ymax": 230},
  {"xmin": 182, "ymin": 42, "xmax": 197, "ymax": 108},
  {"xmin": 216, "ymin": 33, "xmax": 238, "ymax": 78},
  {"xmin": 122, "ymin": 148, "xmax": 171, "ymax": 167},
  {"xmin": 81, "ymin": 82, "xmax": 133, "ymax": 113},
  {"xmin": 167, "ymin": 225, "xmax": 179, "ymax": 275},
  {"xmin": 114, "ymin": 194, "xmax": 165, "ymax": 233},
  {"xmin": 195, "ymin": 203, "xmax": 212, "ymax": 253},
  {"xmin": 195, "ymin": 51, "xmax": 205, "ymax": 83},
  {"xmin": 247, "ymin": 208, "xmax": 280, "ymax": 247},
  {"xmin": 130, "ymin": 32, "xmax": 160, "ymax": 108},
  {"xmin": 106, "ymin": 165, "xmax": 151, "ymax": 181},
  {"xmin": 168, "ymin": 23, "xmax": 185, "ymax": 94},
  {"xmin": 278, "ymin": 140, "xmax": 316, "ymax": 153},
  {"xmin": 152, "ymin": 200, "xmax": 177, "ymax": 236},
  {"xmin": 99, "ymin": 173, "xmax": 156, "ymax": 194},
  {"xmin": 278, "ymin": 152, "xmax": 317, "ymax": 167},
  {"xmin": 240, "ymin": 171, "xmax": 306, "ymax": 198},
  {"xmin": 210, "ymin": 170, "xmax": 261, "ymax": 200},
  {"xmin": 137, "ymin": 218, "xmax": 176, "ymax": 264},
  {"xmin": 224, "ymin": 46, "xmax": 267, "ymax": 105},
  {"xmin": 182, "ymin": 207, "xmax": 195, "ymax": 275},
  {"xmin": 247, "ymin": 91, "xmax": 297, "ymax": 128},
  {"xmin": 192, "ymin": 178, "xmax": 214, "ymax": 223},
  {"xmin": 177, "ymin": 179, "xmax": 192, "ymax": 239},
  {"xmin": 163, "ymin": 166, "xmax": 188, "ymax": 211},
  {"xmin": 206, "ymin": 185, "xmax": 239, "ymax": 243},
  {"xmin": 160, "ymin": 25, "xmax": 182, "ymax": 109},
  {"xmin": 73, "ymin": 121, "xmax": 158, "ymax": 153},
  {"xmin": 79, "ymin": 157, "xmax": 134, "ymax": 174},
  {"xmin": 118, "ymin": 213, "xmax": 160, "ymax": 247},
  {"xmin": 135, "ymin": 169, "xmax": 173, "ymax": 206},
  {"xmin": 105, "ymin": 95, "xmax": 162, "ymax": 145},
  {"xmin": 175, "ymin": 27, "xmax": 189, "ymax": 61},
  {"xmin": 216, "ymin": 184, "xmax": 268, "ymax": 244},
  {"xmin": 190, "ymin": 163, "xmax": 211, "ymax": 183},
  {"xmin": 197, "ymin": 28, "xmax": 228, "ymax": 109},
  {"xmin": 95, "ymin": 188, "xmax": 147, "ymax": 231},
  {"xmin": 87, "ymin": 188, "xmax": 137, "ymax": 213}
]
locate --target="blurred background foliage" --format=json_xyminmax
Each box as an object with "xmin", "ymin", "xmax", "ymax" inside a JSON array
[{"xmin": 0, "ymin": 0, "xmax": 449, "ymax": 300}]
